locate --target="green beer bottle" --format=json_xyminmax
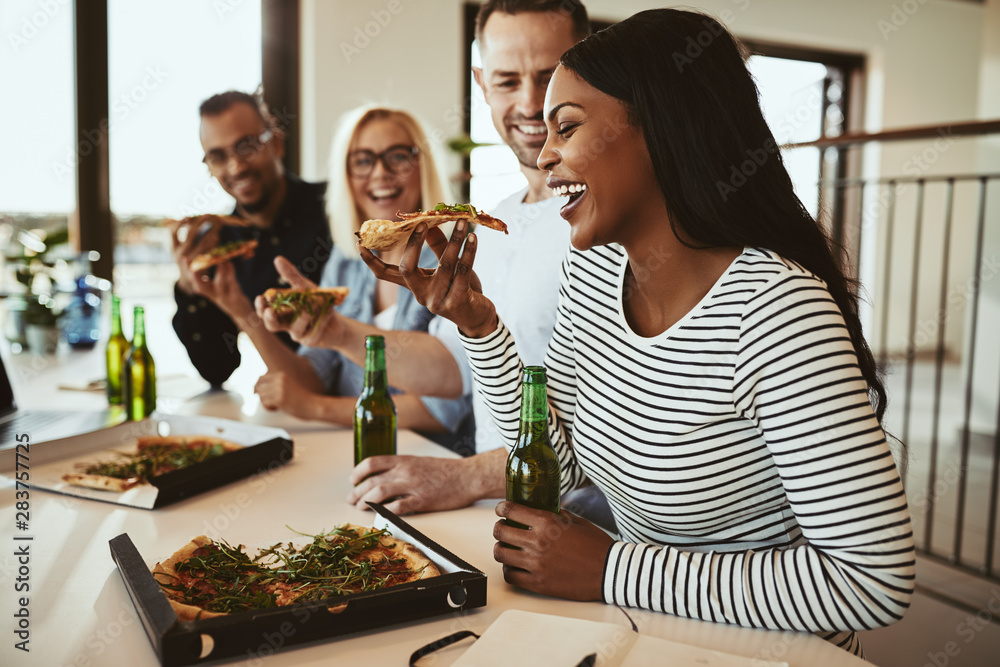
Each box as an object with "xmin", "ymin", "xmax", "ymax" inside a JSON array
[
  {"xmin": 354, "ymin": 335, "xmax": 397, "ymax": 465},
  {"xmin": 505, "ymin": 366, "xmax": 561, "ymax": 532},
  {"xmin": 105, "ymin": 295, "xmax": 129, "ymax": 405},
  {"xmin": 123, "ymin": 306, "xmax": 156, "ymax": 420}
]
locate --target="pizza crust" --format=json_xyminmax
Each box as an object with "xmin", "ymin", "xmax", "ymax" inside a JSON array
[
  {"xmin": 60, "ymin": 472, "xmax": 140, "ymax": 493},
  {"xmin": 136, "ymin": 435, "xmax": 243, "ymax": 453},
  {"xmin": 163, "ymin": 213, "xmax": 254, "ymax": 229},
  {"xmin": 189, "ymin": 239, "xmax": 258, "ymax": 273},
  {"xmin": 357, "ymin": 208, "xmax": 508, "ymax": 251},
  {"xmin": 152, "ymin": 536, "xmax": 228, "ymax": 621}
]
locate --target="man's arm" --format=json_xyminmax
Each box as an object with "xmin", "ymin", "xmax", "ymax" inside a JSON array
[
  {"xmin": 170, "ymin": 218, "xmax": 244, "ymax": 386},
  {"xmin": 172, "ymin": 284, "xmax": 242, "ymax": 386},
  {"xmin": 254, "ymin": 256, "xmax": 465, "ymax": 399},
  {"xmin": 346, "ymin": 447, "xmax": 507, "ymax": 515},
  {"xmin": 254, "ymin": 370, "xmax": 451, "ymax": 432}
]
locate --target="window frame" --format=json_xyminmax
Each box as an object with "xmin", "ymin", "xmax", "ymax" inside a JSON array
[{"xmin": 72, "ymin": 0, "xmax": 296, "ymax": 280}]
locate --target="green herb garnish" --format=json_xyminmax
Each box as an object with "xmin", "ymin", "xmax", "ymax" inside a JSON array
[
  {"xmin": 208, "ymin": 241, "xmax": 249, "ymax": 257},
  {"xmin": 266, "ymin": 291, "xmax": 336, "ymax": 327},
  {"xmin": 160, "ymin": 526, "xmax": 416, "ymax": 614},
  {"xmin": 84, "ymin": 442, "xmax": 227, "ymax": 481},
  {"xmin": 431, "ymin": 202, "xmax": 478, "ymax": 216}
]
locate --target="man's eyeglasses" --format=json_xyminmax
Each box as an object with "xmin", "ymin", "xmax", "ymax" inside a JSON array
[
  {"xmin": 347, "ymin": 145, "xmax": 420, "ymax": 178},
  {"xmin": 202, "ymin": 130, "xmax": 274, "ymax": 169}
]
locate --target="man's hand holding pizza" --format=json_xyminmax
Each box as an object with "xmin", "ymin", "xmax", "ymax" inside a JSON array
[
  {"xmin": 170, "ymin": 217, "xmax": 220, "ymax": 295},
  {"xmin": 190, "ymin": 260, "xmax": 256, "ymax": 323}
]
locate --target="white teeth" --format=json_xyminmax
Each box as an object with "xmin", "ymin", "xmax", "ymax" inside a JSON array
[
  {"xmin": 517, "ymin": 125, "xmax": 546, "ymax": 135},
  {"xmin": 549, "ymin": 183, "xmax": 587, "ymax": 197},
  {"xmin": 370, "ymin": 188, "xmax": 400, "ymax": 198}
]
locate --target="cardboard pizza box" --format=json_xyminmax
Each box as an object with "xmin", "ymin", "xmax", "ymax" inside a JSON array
[
  {"xmin": 109, "ymin": 503, "xmax": 488, "ymax": 666},
  {"xmin": 0, "ymin": 412, "xmax": 293, "ymax": 509}
]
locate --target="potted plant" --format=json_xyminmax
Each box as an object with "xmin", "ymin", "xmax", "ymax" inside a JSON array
[
  {"xmin": 3, "ymin": 226, "xmax": 69, "ymax": 353},
  {"xmin": 22, "ymin": 294, "xmax": 61, "ymax": 355}
]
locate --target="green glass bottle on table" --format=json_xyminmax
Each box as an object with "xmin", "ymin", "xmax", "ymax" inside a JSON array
[
  {"xmin": 505, "ymin": 366, "xmax": 561, "ymax": 534},
  {"xmin": 105, "ymin": 295, "xmax": 129, "ymax": 405},
  {"xmin": 354, "ymin": 335, "xmax": 396, "ymax": 465},
  {"xmin": 123, "ymin": 306, "xmax": 156, "ymax": 420}
]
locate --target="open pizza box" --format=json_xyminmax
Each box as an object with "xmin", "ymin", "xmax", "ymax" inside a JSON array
[
  {"xmin": 109, "ymin": 503, "xmax": 488, "ymax": 666},
  {"xmin": 0, "ymin": 412, "xmax": 293, "ymax": 509}
]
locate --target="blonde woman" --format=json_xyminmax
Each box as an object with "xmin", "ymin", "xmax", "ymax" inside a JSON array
[{"xmin": 215, "ymin": 104, "xmax": 473, "ymax": 451}]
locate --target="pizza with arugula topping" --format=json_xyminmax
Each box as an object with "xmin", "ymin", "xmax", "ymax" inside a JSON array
[
  {"xmin": 151, "ymin": 525, "xmax": 440, "ymax": 620},
  {"xmin": 356, "ymin": 202, "xmax": 508, "ymax": 251},
  {"xmin": 62, "ymin": 436, "xmax": 242, "ymax": 493},
  {"xmin": 261, "ymin": 287, "xmax": 350, "ymax": 326},
  {"xmin": 189, "ymin": 239, "xmax": 259, "ymax": 273},
  {"xmin": 162, "ymin": 213, "xmax": 254, "ymax": 229}
]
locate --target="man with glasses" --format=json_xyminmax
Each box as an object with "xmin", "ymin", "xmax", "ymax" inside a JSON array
[{"xmin": 171, "ymin": 90, "xmax": 332, "ymax": 387}]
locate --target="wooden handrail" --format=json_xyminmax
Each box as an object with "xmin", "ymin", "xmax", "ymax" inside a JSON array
[{"xmin": 783, "ymin": 118, "xmax": 1000, "ymax": 150}]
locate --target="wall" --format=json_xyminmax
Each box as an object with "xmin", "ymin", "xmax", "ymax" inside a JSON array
[
  {"xmin": 969, "ymin": 0, "xmax": 1000, "ymax": 433},
  {"xmin": 301, "ymin": 0, "xmax": 986, "ymax": 180},
  {"xmin": 300, "ymin": 0, "xmax": 993, "ymax": 367}
]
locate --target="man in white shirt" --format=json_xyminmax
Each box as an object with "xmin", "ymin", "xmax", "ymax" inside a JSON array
[{"xmin": 345, "ymin": 0, "xmax": 612, "ymax": 523}]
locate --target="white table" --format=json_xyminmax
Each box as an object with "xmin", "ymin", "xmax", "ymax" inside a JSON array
[{"xmin": 0, "ymin": 347, "xmax": 870, "ymax": 667}]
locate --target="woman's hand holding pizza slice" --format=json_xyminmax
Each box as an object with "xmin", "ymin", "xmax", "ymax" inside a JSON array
[
  {"xmin": 254, "ymin": 256, "xmax": 349, "ymax": 348},
  {"xmin": 360, "ymin": 219, "xmax": 499, "ymax": 339}
]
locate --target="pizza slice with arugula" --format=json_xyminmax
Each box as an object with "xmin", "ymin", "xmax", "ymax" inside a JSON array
[
  {"xmin": 356, "ymin": 203, "xmax": 508, "ymax": 251},
  {"xmin": 61, "ymin": 436, "xmax": 242, "ymax": 492},
  {"xmin": 261, "ymin": 287, "xmax": 350, "ymax": 326}
]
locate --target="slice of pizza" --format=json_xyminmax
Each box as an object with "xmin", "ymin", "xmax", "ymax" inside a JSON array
[
  {"xmin": 189, "ymin": 239, "xmax": 259, "ymax": 273},
  {"xmin": 61, "ymin": 436, "xmax": 242, "ymax": 493},
  {"xmin": 162, "ymin": 213, "xmax": 254, "ymax": 229},
  {"xmin": 151, "ymin": 525, "xmax": 440, "ymax": 621},
  {"xmin": 356, "ymin": 202, "xmax": 508, "ymax": 251},
  {"xmin": 261, "ymin": 287, "xmax": 350, "ymax": 325}
]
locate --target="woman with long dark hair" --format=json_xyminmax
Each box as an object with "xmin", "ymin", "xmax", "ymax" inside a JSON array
[{"xmin": 362, "ymin": 8, "xmax": 914, "ymax": 656}]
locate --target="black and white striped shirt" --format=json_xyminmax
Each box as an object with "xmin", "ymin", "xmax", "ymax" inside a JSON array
[{"xmin": 461, "ymin": 245, "xmax": 915, "ymax": 656}]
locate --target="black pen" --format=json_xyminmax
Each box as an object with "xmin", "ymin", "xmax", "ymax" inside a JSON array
[{"xmin": 575, "ymin": 653, "xmax": 597, "ymax": 667}]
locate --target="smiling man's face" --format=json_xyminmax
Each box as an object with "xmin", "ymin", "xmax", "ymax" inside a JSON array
[
  {"xmin": 473, "ymin": 11, "xmax": 579, "ymax": 171},
  {"xmin": 200, "ymin": 101, "xmax": 285, "ymax": 214}
]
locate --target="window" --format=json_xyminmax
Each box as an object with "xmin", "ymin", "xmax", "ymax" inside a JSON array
[
  {"xmin": 460, "ymin": 8, "xmax": 861, "ymax": 221},
  {"xmin": 108, "ymin": 0, "xmax": 263, "ymax": 274},
  {"xmin": 0, "ymin": 0, "xmax": 76, "ymax": 294}
]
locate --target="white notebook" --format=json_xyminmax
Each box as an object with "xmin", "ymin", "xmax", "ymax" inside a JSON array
[{"xmin": 452, "ymin": 610, "xmax": 789, "ymax": 667}]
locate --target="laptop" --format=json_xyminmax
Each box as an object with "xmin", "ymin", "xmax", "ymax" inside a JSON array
[{"xmin": 0, "ymin": 349, "xmax": 124, "ymax": 447}]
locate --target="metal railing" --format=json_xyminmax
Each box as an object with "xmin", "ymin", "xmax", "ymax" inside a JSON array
[{"xmin": 785, "ymin": 120, "xmax": 1000, "ymax": 584}]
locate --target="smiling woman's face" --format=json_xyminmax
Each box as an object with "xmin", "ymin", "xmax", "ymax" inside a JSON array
[
  {"xmin": 348, "ymin": 117, "xmax": 423, "ymax": 223},
  {"xmin": 538, "ymin": 66, "xmax": 662, "ymax": 251}
]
